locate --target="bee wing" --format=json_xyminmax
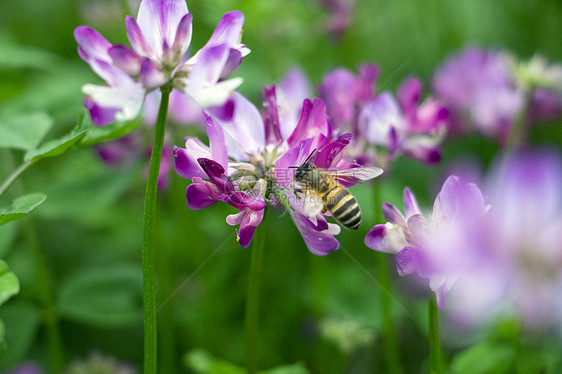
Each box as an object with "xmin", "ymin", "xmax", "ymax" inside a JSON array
[
  {"xmin": 332, "ymin": 166, "xmax": 383, "ymax": 183},
  {"xmin": 302, "ymin": 190, "xmax": 324, "ymax": 217}
]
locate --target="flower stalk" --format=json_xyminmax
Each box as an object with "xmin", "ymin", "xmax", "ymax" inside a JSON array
[
  {"xmin": 142, "ymin": 85, "xmax": 171, "ymax": 374},
  {"xmin": 0, "ymin": 160, "xmax": 33, "ymax": 197},
  {"xmin": 245, "ymin": 210, "xmax": 267, "ymax": 374},
  {"xmin": 373, "ymin": 180, "xmax": 402, "ymax": 374},
  {"xmin": 428, "ymin": 297, "xmax": 442, "ymax": 374}
]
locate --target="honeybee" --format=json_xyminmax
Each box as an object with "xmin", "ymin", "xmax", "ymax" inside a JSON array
[{"xmin": 293, "ymin": 155, "xmax": 383, "ymax": 230}]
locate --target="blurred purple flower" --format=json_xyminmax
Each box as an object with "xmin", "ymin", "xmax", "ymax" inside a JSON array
[
  {"xmin": 96, "ymin": 134, "xmax": 142, "ymax": 165},
  {"xmin": 357, "ymin": 77, "xmax": 448, "ymax": 167},
  {"xmin": 368, "ymin": 149, "xmax": 562, "ymax": 327},
  {"xmin": 319, "ymin": 0, "xmax": 355, "ymax": 39},
  {"xmin": 434, "ymin": 151, "xmax": 562, "ymax": 329},
  {"xmin": 432, "ymin": 47, "xmax": 524, "ymax": 142},
  {"xmin": 174, "ymin": 91, "xmax": 381, "ymax": 252},
  {"xmin": 365, "ymin": 175, "xmax": 488, "ymax": 309},
  {"xmin": 6, "ymin": 362, "xmax": 43, "ymax": 374},
  {"xmin": 465, "ymin": 151, "xmax": 562, "ymax": 328},
  {"xmin": 275, "ymin": 68, "xmax": 312, "ymax": 140},
  {"xmin": 75, "ymin": 0, "xmax": 249, "ymax": 125},
  {"xmin": 318, "ymin": 64, "xmax": 379, "ymax": 131}
]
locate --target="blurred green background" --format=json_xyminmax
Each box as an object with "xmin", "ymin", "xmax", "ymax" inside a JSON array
[{"xmin": 1, "ymin": 0, "xmax": 561, "ymax": 373}]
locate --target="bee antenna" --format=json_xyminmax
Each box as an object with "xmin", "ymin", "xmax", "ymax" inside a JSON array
[{"xmin": 302, "ymin": 148, "xmax": 317, "ymax": 165}]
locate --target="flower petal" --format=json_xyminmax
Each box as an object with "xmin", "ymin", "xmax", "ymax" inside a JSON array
[
  {"xmin": 410, "ymin": 98, "xmax": 449, "ymax": 133},
  {"xmin": 291, "ymin": 212, "xmax": 340, "ymax": 256},
  {"xmin": 220, "ymin": 49, "xmax": 243, "ymax": 79},
  {"xmin": 318, "ymin": 68, "xmax": 357, "ymax": 128},
  {"xmin": 381, "ymin": 202, "xmax": 407, "ymax": 227},
  {"xmin": 212, "ymin": 92, "xmax": 265, "ymax": 161},
  {"xmin": 287, "ymin": 98, "xmax": 330, "ymax": 148},
  {"xmin": 180, "ymin": 45, "xmax": 244, "ymax": 107},
  {"xmin": 140, "ymin": 58, "xmax": 168, "ymax": 88},
  {"xmin": 187, "ymin": 77, "xmax": 243, "ymax": 108},
  {"xmin": 365, "ymin": 223, "xmax": 407, "ymax": 254},
  {"xmin": 357, "ymin": 92, "xmax": 403, "ymax": 146},
  {"xmin": 168, "ymin": 89, "xmax": 205, "ymax": 125},
  {"xmin": 405, "ymin": 214, "xmax": 429, "ymax": 247},
  {"xmin": 314, "ymin": 132, "xmax": 353, "ymax": 169},
  {"xmin": 135, "ymin": 0, "xmax": 189, "ymax": 59},
  {"xmin": 185, "ymin": 44, "xmax": 229, "ymax": 87},
  {"xmin": 226, "ymin": 208, "xmax": 265, "ymax": 248},
  {"xmin": 126, "ymin": 15, "xmax": 155, "ymax": 58},
  {"xmin": 186, "ymin": 177, "xmax": 220, "ymax": 209},
  {"xmin": 84, "ymin": 96, "xmax": 119, "ymax": 126},
  {"xmin": 74, "ymin": 26, "xmax": 112, "ymax": 62},
  {"xmin": 277, "ymin": 68, "xmax": 311, "ymax": 140},
  {"xmin": 173, "ymin": 140, "xmax": 211, "ymax": 180},
  {"xmin": 365, "ymin": 224, "xmax": 388, "ymax": 251},
  {"xmin": 82, "ymin": 62, "xmax": 145, "ymax": 123},
  {"xmin": 108, "ymin": 44, "xmax": 142, "ymax": 75},
  {"xmin": 397, "ymin": 77, "xmax": 421, "ymax": 124},
  {"xmin": 171, "ymin": 13, "xmax": 193, "ymax": 58},
  {"xmin": 198, "ymin": 158, "xmax": 233, "ymax": 193},
  {"xmin": 403, "ymin": 187, "xmax": 422, "ymax": 219},
  {"xmin": 396, "ymin": 246, "xmax": 420, "ymax": 276},
  {"xmin": 356, "ymin": 64, "xmax": 379, "ymax": 104},
  {"xmin": 203, "ymin": 112, "xmax": 228, "ymax": 170},
  {"xmin": 203, "ymin": 11, "xmax": 245, "ymax": 48},
  {"xmin": 263, "ymin": 86, "xmax": 283, "ymax": 146}
]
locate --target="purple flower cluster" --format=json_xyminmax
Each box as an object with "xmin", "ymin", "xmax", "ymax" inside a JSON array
[
  {"xmin": 365, "ymin": 175, "xmax": 489, "ymax": 309},
  {"xmin": 174, "ymin": 88, "xmax": 382, "ymax": 254},
  {"xmin": 317, "ymin": 66, "xmax": 448, "ymax": 168},
  {"xmin": 366, "ymin": 150, "xmax": 562, "ymax": 328},
  {"xmin": 432, "ymin": 47, "xmax": 562, "ymax": 144},
  {"xmin": 75, "ymin": 0, "xmax": 249, "ymax": 125}
]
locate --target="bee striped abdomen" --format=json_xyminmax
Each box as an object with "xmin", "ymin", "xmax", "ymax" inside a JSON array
[{"xmin": 324, "ymin": 187, "xmax": 361, "ymax": 230}]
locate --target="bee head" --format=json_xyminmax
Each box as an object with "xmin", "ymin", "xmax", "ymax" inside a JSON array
[
  {"xmin": 294, "ymin": 163, "xmax": 315, "ymax": 181},
  {"xmin": 289, "ymin": 148, "xmax": 317, "ymax": 181}
]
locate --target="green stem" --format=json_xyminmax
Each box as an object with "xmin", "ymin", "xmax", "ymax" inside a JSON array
[
  {"xmin": 142, "ymin": 86, "xmax": 171, "ymax": 374},
  {"xmin": 245, "ymin": 213, "xmax": 267, "ymax": 374},
  {"xmin": 24, "ymin": 219, "xmax": 66, "ymax": 374},
  {"xmin": 373, "ymin": 180, "xmax": 402, "ymax": 374},
  {"xmin": 428, "ymin": 297, "xmax": 442, "ymax": 374},
  {"xmin": 505, "ymin": 88, "xmax": 531, "ymax": 149},
  {"xmin": 0, "ymin": 160, "xmax": 33, "ymax": 197}
]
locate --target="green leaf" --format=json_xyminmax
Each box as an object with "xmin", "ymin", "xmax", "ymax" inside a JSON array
[
  {"xmin": 0, "ymin": 260, "xmax": 19, "ymax": 306},
  {"xmin": 450, "ymin": 341, "xmax": 516, "ymax": 374},
  {"xmin": 0, "ymin": 193, "xmax": 47, "ymax": 226},
  {"xmin": 0, "ymin": 113, "xmax": 53, "ymax": 151},
  {"xmin": 0, "ymin": 222, "xmax": 17, "ymax": 258},
  {"xmin": 0, "ymin": 260, "xmax": 19, "ymax": 352},
  {"xmin": 81, "ymin": 110, "xmax": 142, "ymax": 146},
  {"xmin": 24, "ymin": 114, "xmax": 91, "ymax": 162},
  {"xmin": 0, "ymin": 35, "xmax": 62, "ymax": 71},
  {"xmin": 58, "ymin": 262, "xmax": 143, "ymax": 326},
  {"xmin": 184, "ymin": 349, "xmax": 309, "ymax": 374},
  {"xmin": 184, "ymin": 349, "xmax": 245, "ymax": 374},
  {"xmin": 0, "ymin": 303, "xmax": 41, "ymax": 368}
]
